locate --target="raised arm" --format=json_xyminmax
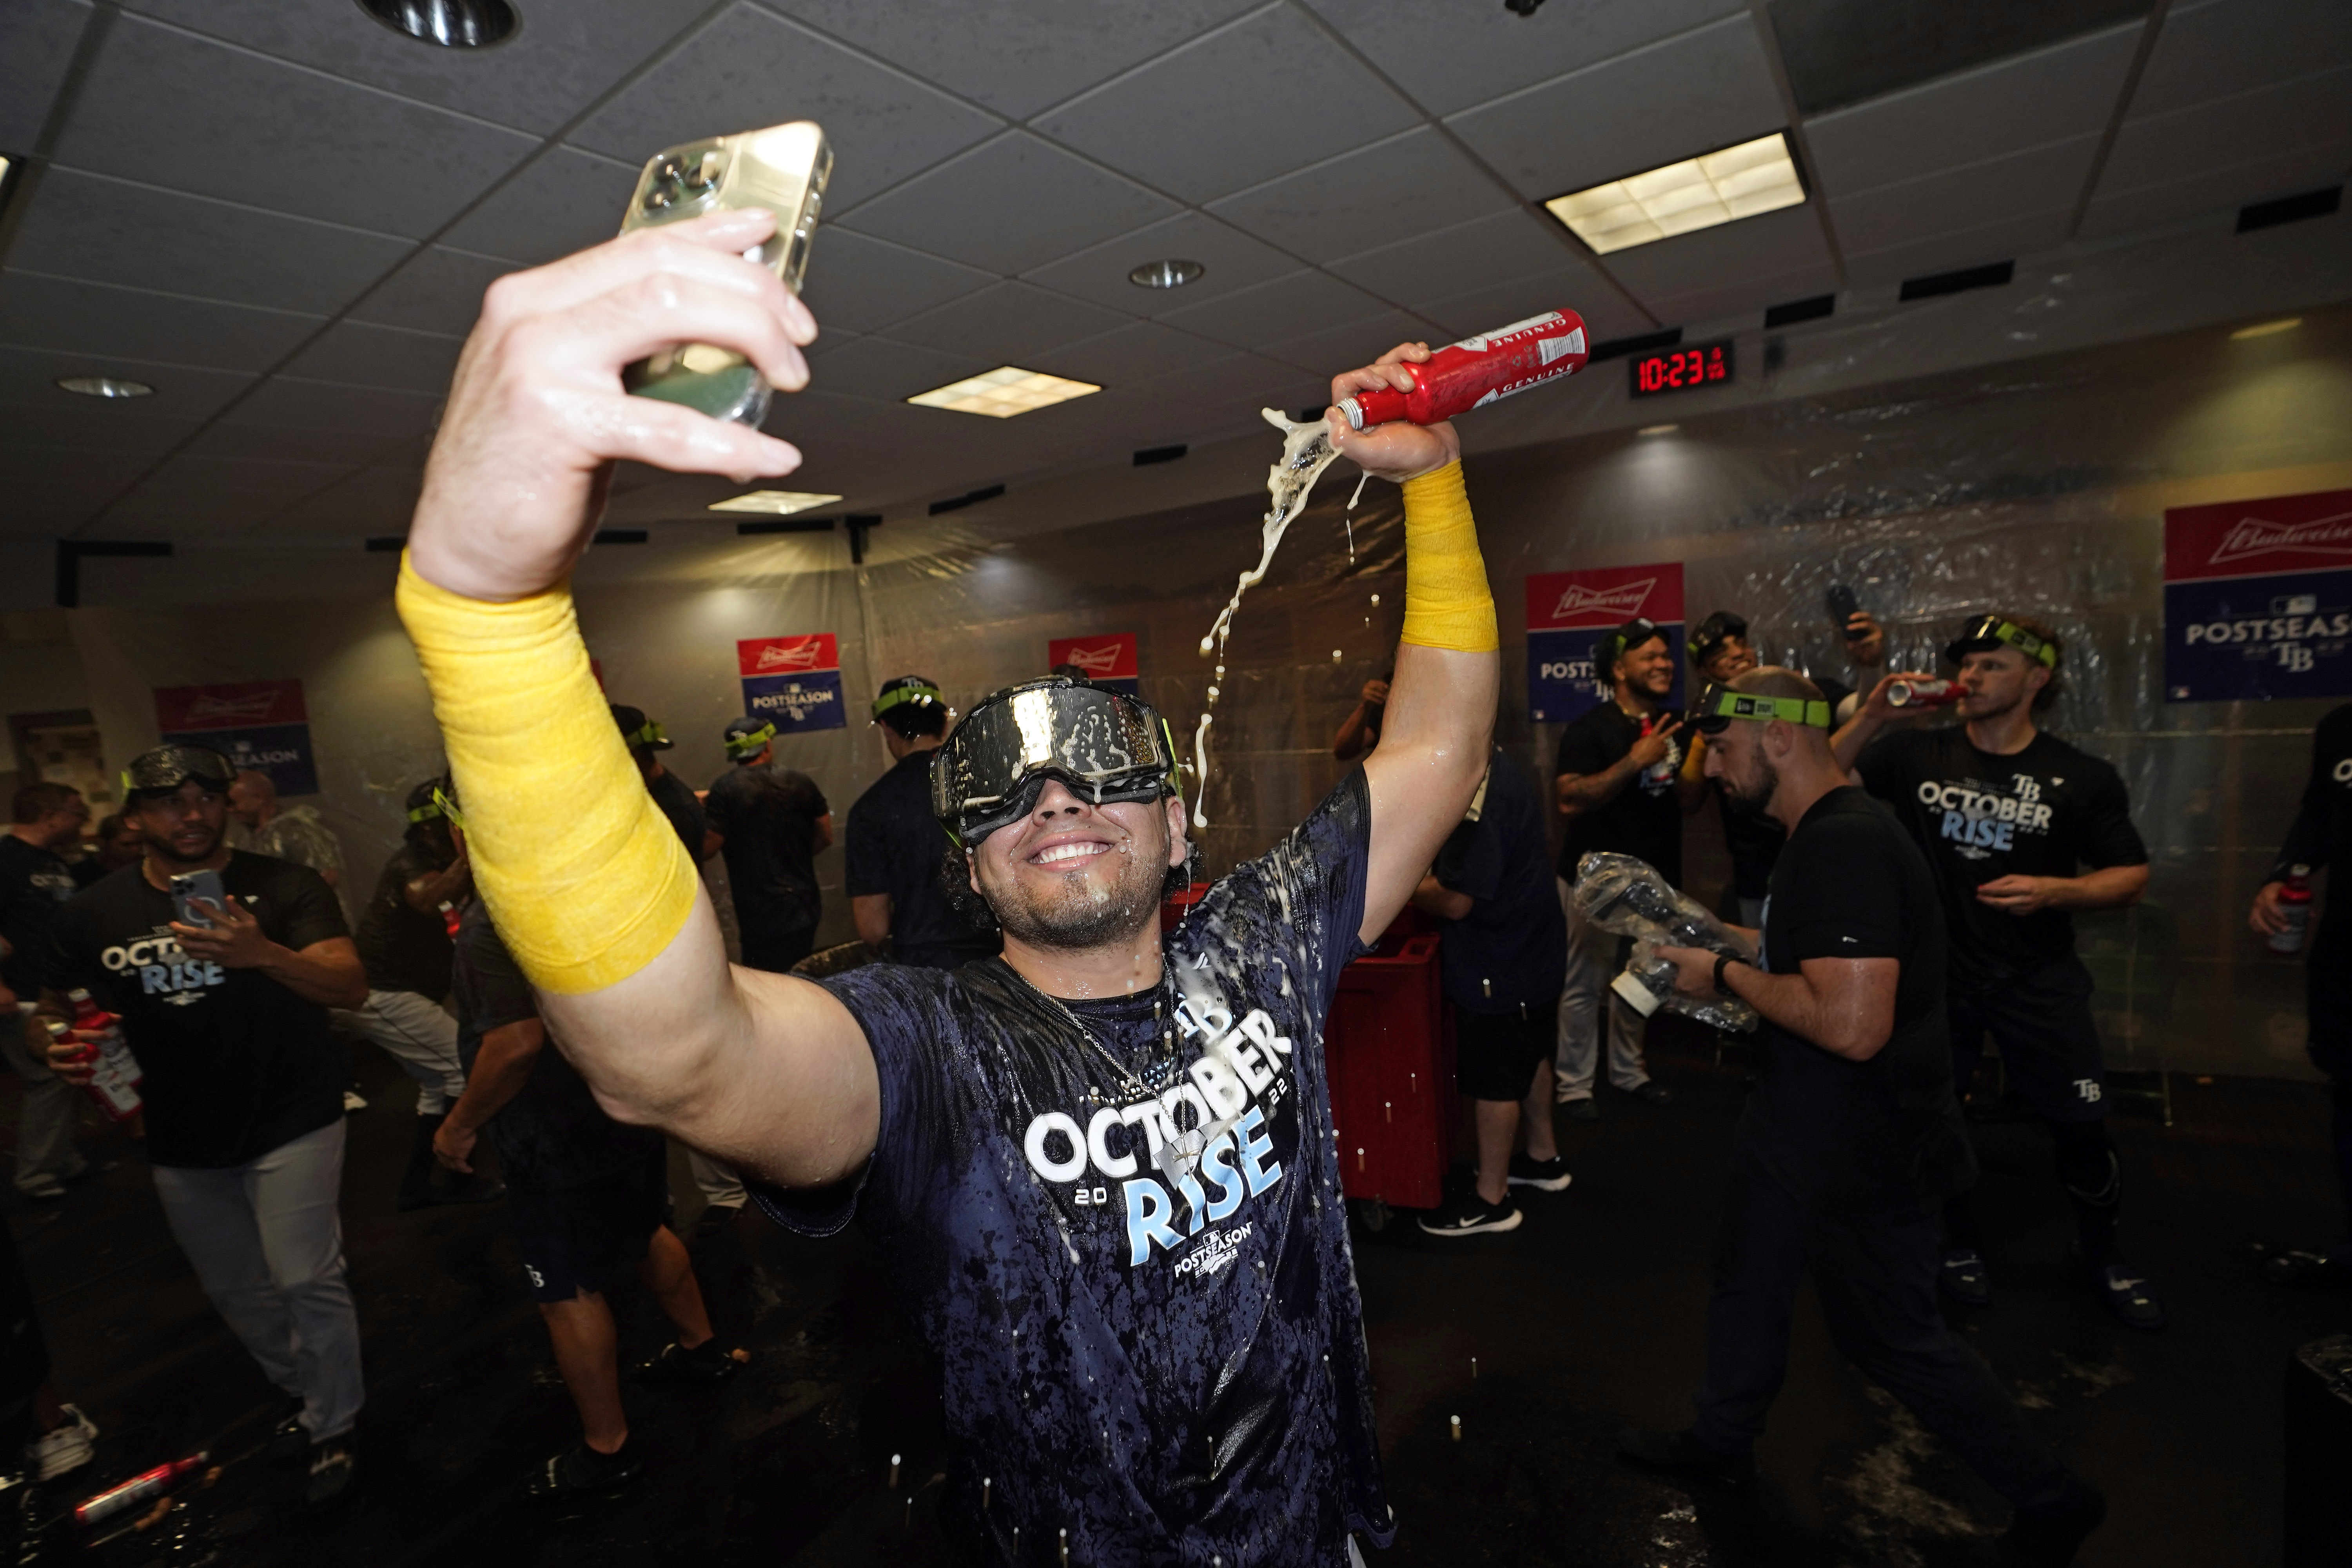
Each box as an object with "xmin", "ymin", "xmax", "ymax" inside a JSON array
[
  {"xmin": 398, "ymin": 211, "xmax": 875, "ymax": 1189},
  {"xmin": 1333, "ymin": 346, "xmax": 1499, "ymax": 944}
]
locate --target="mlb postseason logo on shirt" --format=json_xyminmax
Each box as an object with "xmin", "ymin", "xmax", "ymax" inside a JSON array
[
  {"xmin": 1524, "ymin": 564, "xmax": 1685, "ymax": 723},
  {"xmin": 2164, "ymin": 488, "xmax": 2352, "ymax": 702},
  {"xmin": 154, "ymin": 679, "xmax": 319, "ymax": 796},
  {"xmin": 737, "ymin": 634, "xmax": 847, "ymax": 733},
  {"xmin": 1046, "ymin": 632, "xmax": 1139, "ymax": 695}
]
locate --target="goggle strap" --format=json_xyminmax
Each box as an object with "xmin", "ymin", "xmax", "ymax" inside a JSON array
[
  {"xmin": 1705, "ymin": 690, "xmax": 1833, "ymax": 728},
  {"xmin": 873, "ymin": 684, "xmax": 944, "ymax": 719}
]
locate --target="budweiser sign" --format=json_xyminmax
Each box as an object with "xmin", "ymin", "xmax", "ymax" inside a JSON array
[
  {"xmin": 2166, "ymin": 489, "xmax": 2352, "ymax": 585},
  {"xmin": 1552, "ymin": 577, "xmax": 1655, "ymax": 621},
  {"xmin": 1047, "ymin": 632, "xmax": 1138, "ymax": 682},
  {"xmin": 1059, "ymin": 643, "xmax": 1125, "ymax": 675},
  {"xmin": 152, "ymin": 679, "xmax": 307, "ymax": 732},
  {"xmin": 1525, "ymin": 564, "xmax": 1683, "ymax": 632},
  {"xmin": 2210, "ymin": 510, "xmax": 2352, "ymax": 566},
  {"xmin": 756, "ymin": 641, "xmax": 822, "ymax": 671},
  {"xmin": 737, "ymin": 633, "xmax": 838, "ymax": 679}
]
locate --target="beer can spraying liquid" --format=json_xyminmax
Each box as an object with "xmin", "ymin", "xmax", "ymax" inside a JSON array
[
  {"xmin": 1886, "ymin": 678, "xmax": 1963, "ymax": 710},
  {"xmin": 1335, "ymin": 310, "xmax": 1590, "ymax": 430}
]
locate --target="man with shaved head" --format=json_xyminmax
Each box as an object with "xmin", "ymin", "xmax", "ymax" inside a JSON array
[
  {"xmin": 229, "ymin": 770, "xmax": 348, "ymax": 920},
  {"xmin": 1623, "ymin": 668, "xmax": 2104, "ymax": 1568}
]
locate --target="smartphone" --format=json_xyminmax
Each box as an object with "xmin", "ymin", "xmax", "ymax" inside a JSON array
[
  {"xmin": 617, "ymin": 121, "xmax": 831, "ymax": 427},
  {"xmin": 1826, "ymin": 583, "xmax": 1866, "ymax": 640},
  {"xmin": 169, "ymin": 869, "xmax": 227, "ymax": 929}
]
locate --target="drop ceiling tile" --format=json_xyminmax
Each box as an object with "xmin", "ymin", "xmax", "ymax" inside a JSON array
[
  {"xmin": 218, "ymin": 376, "xmax": 443, "ymax": 436},
  {"xmin": 100, "ymin": 454, "xmax": 351, "ymax": 532},
  {"xmin": 268, "ymin": 461, "xmax": 427, "ymax": 530},
  {"xmin": 1030, "ymin": 321, "xmax": 1234, "ymax": 386},
  {"xmin": 1261, "ymin": 308, "xmax": 1446, "ymax": 376},
  {"xmin": 2098, "ymin": 64, "xmax": 2352, "ymax": 196},
  {"xmin": 1303, "ymin": 0, "xmax": 1746, "ymax": 117},
  {"xmin": 0, "ymin": 454, "xmax": 151, "ymax": 535},
  {"xmin": 840, "ymin": 132, "xmax": 1179, "ymax": 276},
  {"xmin": 1415, "ymin": 276, "xmax": 1654, "ymax": 344},
  {"xmin": 1148, "ymin": 352, "xmax": 1326, "ymax": 417},
  {"xmin": 345, "ymin": 247, "xmax": 515, "ymax": 336},
  {"xmin": 799, "ymin": 230, "xmax": 996, "ymax": 337},
  {"xmin": 1019, "ymin": 212, "xmax": 1300, "ymax": 319},
  {"xmin": 439, "ymin": 147, "xmax": 642, "ymax": 268},
  {"xmin": 880, "ymin": 282, "xmax": 1134, "ymax": 365},
  {"xmin": 1840, "ymin": 208, "xmax": 2073, "ymax": 288},
  {"xmin": 1327, "ymin": 209, "xmax": 1597, "ymax": 309},
  {"xmin": 1445, "ymin": 14, "xmax": 1785, "ymax": 201},
  {"xmin": 2079, "ymin": 138, "xmax": 2352, "ymax": 238},
  {"xmin": 1803, "ymin": 23, "xmax": 2140, "ymax": 198},
  {"xmin": 1207, "ymin": 129, "xmax": 1518, "ymax": 265},
  {"xmin": 0, "ymin": 272, "xmax": 323, "ymax": 372},
  {"xmin": 7, "ymin": 169, "xmax": 413, "ymax": 313},
  {"xmin": 0, "ymin": 344, "xmax": 253, "ymax": 420},
  {"xmin": 276, "ymin": 321, "xmax": 465, "ymax": 395},
  {"xmin": 1595, "ymin": 203, "xmax": 1831, "ymax": 305},
  {"xmin": 762, "ymin": 0, "xmax": 1261, "ymax": 119},
  {"xmin": 1035, "ymin": 7, "xmax": 1418, "ymax": 205},
  {"xmin": 0, "ymin": 406, "xmax": 200, "ymax": 458},
  {"xmin": 1827, "ymin": 136, "xmax": 2101, "ymax": 257},
  {"xmin": 122, "ymin": 0, "xmax": 713, "ymax": 136},
  {"xmin": 55, "ymin": 16, "xmax": 538, "ymax": 238},
  {"xmin": 572, "ymin": 5, "xmax": 1000, "ymax": 212},
  {"xmin": 0, "ymin": 0, "xmax": 94, "ymax": 149},
  {"xmin": 180, "ymin": 421, "xmax": 414, "ymax": 466},
  {"xmin": 1158, "ymin": 270, "xmax": 1393, "ymax": 352},
  {"xmin": 801, "ymin": 335, "xmax": 994, "ymax": 403},
  {"xmin": 1636, "ymin": 260, "xmax": 1840, "ymax": 328},
  {"xmin": 2130, "ymin": 0, "xmax": 2352, "ymax": 118}
]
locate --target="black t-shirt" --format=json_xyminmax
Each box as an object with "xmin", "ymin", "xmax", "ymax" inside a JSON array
[
  {"xmin": 1719, "ymin": 791, "xmax": 1783, "ymax": 902},
  {"xmin": 843, "ymin": 750, "xmax": 999, "ymax": 969},
  {"xmin": 1554, "ymin": 702, "xmax": 1684, "ymax": 885},
  {"xmin": 353, "ymin": 844, "xmax": 454, "ymax": 999},
  {"xmin": 756, "ymin": 773, "xmax": 1390, "ymax": 1564},
  {"xmin": 1855, "ymin": 725, "xmax": 2147, "ymax": 975},
  {"xmin": 449, "ymin": 903, "xmax": 666, "ymax": 1194},
  {"xmin": 1431, "ymin": 749, "xmax": 1568, "ymax": 1012},
  {"xmin": 44, "ymin": 853, "xmax": 348, "ymax": 1169},
  {"xmin": 2272, "ymin": 701, "xmax": 2352, "ymax": 887},
  {"xmin": 704, "ymin": 761, "xmax": 830, "ymax": 940},
  {"xmin": 1741, "ymin": 788, "xmax": 1972, "ymax": 1213},
  {"xmin": 646, "ymin": 767, "xmax": 706, "ymax": 859},
  {"xmin": 0, "ymin": 836, "xmax": 79, "ymax": 1000}
]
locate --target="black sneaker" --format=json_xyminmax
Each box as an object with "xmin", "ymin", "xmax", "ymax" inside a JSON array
[
  {"xmin": 1615, "ymin": 1426, "xmax": 1754, "ymax": 1484},
  {"xmin": 267, "ymin": 1414, "xmax": 312, "ymax": 1464},
  {"xmin": 1989, "ymin": 1475, "xmax": 2105, "ymax": 1566},
  {"xmin": 2069, "ymin": 1243, "xmax": 2167, "ymax": 1330},
  {"xmin": 1506, "ymin": 1153, "xmax": 1572, "ymax": 1192},
  {"xmin": 2256, "ymin": 1244, "xmax": 2350, "ymax": 1289},
  {"xmin": 303, "ymin": 1438, "xmax": 358, "ymax": 1512},
  {"xmin": 635, "ymin": 1339, "xmax": 740, "ymax": 1389},
  {"xmin": 1629, "ymin": 1080, "xmax": 1674, "ymax": 1106},
  {"xmin": 1940, "ymin": 1249, "xmax": 1993, "ymax": 1308},
  {"xmin": 1417, "ymin": 1192, "xmax": 1523, "ymax": 1237},
  {"xmin": 1561, "ymin": 1097, "xmax": 1600, "ymax": 1123},
  {"xmin": 526, "ymin": 1439, "xmax": 641, "ymax": 1504}
]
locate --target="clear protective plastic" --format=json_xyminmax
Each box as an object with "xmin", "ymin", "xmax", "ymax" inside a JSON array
[{"xmin": 1572, "ymin": 852, "xmax": 1759, "ymax": 1033}]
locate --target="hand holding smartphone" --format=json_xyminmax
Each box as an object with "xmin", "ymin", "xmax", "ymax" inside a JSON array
[{"xmin": 1826, "ymin": 584, "xmax": 1867, "ymax": 641}]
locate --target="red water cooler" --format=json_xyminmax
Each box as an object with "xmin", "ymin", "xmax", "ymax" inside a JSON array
[{"xmin": 1325, "ymin": 912, "xmax": 1455, "ymax": 1226}]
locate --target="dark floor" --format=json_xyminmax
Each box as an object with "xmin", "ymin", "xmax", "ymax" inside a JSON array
[{"xmin": 4, "ymin": 1023, "xmax": 2343, "ymax": 1566}]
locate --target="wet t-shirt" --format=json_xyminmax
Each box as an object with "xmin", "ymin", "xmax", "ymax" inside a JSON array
[
  {"xmin": 755, "ymin": 773, "xmax": 1391, "ymax": 1565},
  {"xmin": 352, "ymin": 844, "xmax": 454, "ymax": 999},
  {"xmin": 843, "ymin": 750, "xmax": 998, "ymax": 969},
  {"xmin": 1855, "ymin": 726, "xmax": 2146, "ymax": 976},
  {"xmin": 704, "ymin": 761, "xmax": 829, "ymax": 941},
  {"xmin": 1555, "ymin": 702, "xmax": 1684, "ymax": 886}
]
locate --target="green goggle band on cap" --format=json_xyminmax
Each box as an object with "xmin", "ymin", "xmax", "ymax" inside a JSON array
[
  {"xmin": 626, "ymin": 720, "xmax": 668, "ymax": 748},
  {"xmin": 1981, "ymin": 618, "xmax": 2059, "ymax": 667},
  {"xmin": 415, "ymin": 785, "xmax": 465, "ymax": 828},
  {"xmin": 1703, "ymin": 689, "xmax": 1833, "ymax": 729},
  {"xmin": 872, "ymin": 683, "xmax": 944, "ymax": 722},
  {"xmin": 725, "ymin": 722, "xmax": 777, "ymax": 758}
]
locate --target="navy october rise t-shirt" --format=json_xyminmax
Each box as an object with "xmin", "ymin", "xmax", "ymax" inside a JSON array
[{"xmin": 755, "ymin": 772, "xmax": 1391, "ymax": 1566}]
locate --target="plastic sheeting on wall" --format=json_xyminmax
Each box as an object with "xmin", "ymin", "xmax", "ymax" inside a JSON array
[{"xmin": 60, "ymin": 302, "xmax": 2352, "ymax": 1082}]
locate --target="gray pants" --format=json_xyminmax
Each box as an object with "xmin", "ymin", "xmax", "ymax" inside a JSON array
[
  {"xmin": 2, "ymin": 1014, "xmax": 85, "ymax": 1193},
  {"xmin": 151, "ymin": 1119, "xmax": 363, "ymax": 1441},
  {"xmin": 335, "ymin": 989, "xmax": 465, "ymax": 1114},
  {"xmin": 685, "ymin": 1145, "xmax": 745, "ymax": 1210},
  {"xmin": 1555, "ymin": 875, "xmax": 1651, "ymax": 1100}
]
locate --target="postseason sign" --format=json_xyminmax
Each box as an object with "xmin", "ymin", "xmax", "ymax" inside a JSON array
[
  {"xmin": 1525, "ymin": 564, "xmax": 1684, "ymax": 724},
  {"xmin": 737, "ymin": 633, "xmax": 847, "ymax": 733},
  {"xmin": 1047, "ymin": 632, "xmax": 1139, "ymax": 694},
  {"xmin": 2164, "ymin": 488, "xmax": 2352, "ymax": 702},
  {"xmin": 154, "ymin": 679, "xmax": 319, "ymax": 796}
]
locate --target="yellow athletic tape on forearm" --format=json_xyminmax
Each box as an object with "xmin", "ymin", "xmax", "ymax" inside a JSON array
[
  {"xmin": 1399, "ymin": 460, "xmax": 1497, "ymax": 654},
  {"xmin": 395, "ymin": 557, "xmax": 695, "ymax": 995}
]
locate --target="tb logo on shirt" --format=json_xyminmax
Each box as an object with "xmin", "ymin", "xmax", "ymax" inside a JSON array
[{"xmin": 99, "ymin": 930, "xmax": 226, "ymax": 1005}]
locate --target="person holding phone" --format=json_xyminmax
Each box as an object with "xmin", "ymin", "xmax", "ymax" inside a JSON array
[
  {"xmin": 1552, "ymin": 617, "xmax": 1703, "ymax": 1120},
  {"xmin": 36, "ymin": 744, "xmax": 369, "ymax": 1511}
]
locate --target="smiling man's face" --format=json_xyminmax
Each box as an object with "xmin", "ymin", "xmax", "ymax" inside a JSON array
[{"xmin": 970, "ymin": 779, "xmax": 1186, "ymax": 953}]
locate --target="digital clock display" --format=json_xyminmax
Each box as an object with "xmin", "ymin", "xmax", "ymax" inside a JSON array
[{"xmin": 1629, "ymin": 338, "xmax": 1734, "ymax": 397}]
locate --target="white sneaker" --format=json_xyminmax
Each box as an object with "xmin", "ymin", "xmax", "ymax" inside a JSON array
[{"xmin": 27, "ymin": 1404, "xmax": 97, "ymax": 1481}]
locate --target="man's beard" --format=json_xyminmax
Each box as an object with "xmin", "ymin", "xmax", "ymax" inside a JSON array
[
  {"xmin": 141, "ymin": 825, "xmax": 220, "ymax": 868},
  {"xmin": 1721, "ymin": 752, "xmax": 1782, "ymax": 824},
  {"xmin": 985, "ymin": 837, "xmax": 1167, "ymax": 953}
]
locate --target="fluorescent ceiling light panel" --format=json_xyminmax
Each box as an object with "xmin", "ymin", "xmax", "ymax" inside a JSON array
[
  {"xmin": 706, "ymin": 490, "xmax": 841, "ymax": 515},
  {"xmin": 1544, "ymin": 133, "xmax": 1806, "ymax": 255},
  {"xmin": 906, "ymin": 366, "xmax": 1100, "ymax": 419}
]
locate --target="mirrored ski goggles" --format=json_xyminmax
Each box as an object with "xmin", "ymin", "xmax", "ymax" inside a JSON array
[
  {"xmin": 1689, "ymin": 682, "xmax": 1833, "ymax": 735},
  {"xmin": 1946, "ymin": 615, "xmax": 2057, "ymax": 668},
  {"xmin": 931, "ymin": 678, "xmax": 1181, "ymax": 847},
  {"xmin": 723, "ymin": 721, "xmax": 777, "ymax": 759}
]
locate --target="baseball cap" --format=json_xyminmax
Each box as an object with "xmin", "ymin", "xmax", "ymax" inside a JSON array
[
  {"xmin": 1596, "ymin": 616, "xmax": 1665, "ymax": 674},
  {"xmin": 120, "ymin": 743, "xmax": 236, "ymax": 803},
  {"xmin": 1945, "ymin": 614, "xmax": 2059, "ymax": 668},
  {"xmin": 1689, "ymin": 611, "xmax": 1748, "ymax": 670},
  {"xmin": 610, "ymin": 704, "xmax": 673, "ymax": 751},
  {"xmin": 723, "ymin": 717, "xmax": 777, "ymax": 760}
]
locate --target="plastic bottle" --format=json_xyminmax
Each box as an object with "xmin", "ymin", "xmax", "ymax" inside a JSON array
[
  {"xmin": 2271, "ymin": 866, "xmax": 2314, "ymax": 955},
  {"xmin": 1887, "ymin": 678, "xmax": 1964, "ymax": 709},
  {"xmin": 1335, "ymin": 310, "xmax": 1590, "ymax": 431},
  {"xmin": 73, "ymin": 1452, "xmax": 208, "ymax": 1525}
]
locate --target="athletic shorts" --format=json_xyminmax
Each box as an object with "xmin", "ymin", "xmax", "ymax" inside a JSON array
[
  {"xmin": 1455, "ymin": 997, "xmax": 1559, "ymax": 1102},
  {"xmin": 506, "ymin": 1145, "xmax": 672, "ymax": 1304},
  {"xmin": 1947, "ymin": 955, "xmax": 2106, "ymax": 1123}
]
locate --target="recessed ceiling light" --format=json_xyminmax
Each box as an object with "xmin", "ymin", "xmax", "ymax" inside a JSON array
[
  {"xmin": 56, "ymin": 376, "xmax": 154, "ymax": 399},
  {"xmin": 1637, "ymin": 423, "xmax": 1679, "ymax": 436},
  {"xmin": 706, "ymin": 490, "xmax": 842, "ymax": 516},
  {"xmin": 906, "ymin": 366, "xmax": 1100, "ymax": 419},
  {"xmin": 1128, "ymin": 258, "xmax": 1205, "ymax": 290},
  {"xmin": 1544, "ymin": 132, "xmax": 1806, "ymax": 255},
  {"xmin": 2230, "ymin": 318, "xmax": 2302, "ymax": 341},
  {"xmin": 356, "ymin": 0, "xmax": 518, "ymax": 48}
]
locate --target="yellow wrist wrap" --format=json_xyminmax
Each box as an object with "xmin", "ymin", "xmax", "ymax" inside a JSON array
[
  {"xmin": 1398, "ymin": 460, "xmax": 1497, "ymax": 654},
  {"xmin": 396, "ymin": 558, "xmax": 695, "ymax": 995}
]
